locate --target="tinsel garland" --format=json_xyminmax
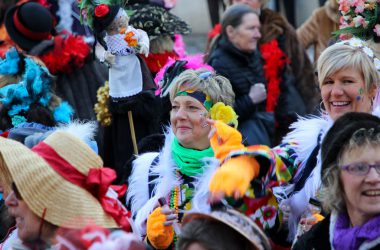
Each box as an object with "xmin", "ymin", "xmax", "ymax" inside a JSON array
[
  {"xmin": 260, "ymin": 39, "xmax": 289, "ymax": 112},
  {"xmin": 94, "ymin": 81, "xmax": 112, "ymax": 127}
]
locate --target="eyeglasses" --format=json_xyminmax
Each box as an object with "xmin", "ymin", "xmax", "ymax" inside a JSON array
[
  {"xmin": 340, "ymin": 163, "xmax": 380, "ymax": 176},
  {"xmin": 11, "ymin": 182, "xmax": 22, "ymax": 200}
]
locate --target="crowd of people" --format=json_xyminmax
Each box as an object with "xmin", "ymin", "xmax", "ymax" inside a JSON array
[{"xmin": 1, "ymin": 0, "xmax": 380, "ymax": 250}]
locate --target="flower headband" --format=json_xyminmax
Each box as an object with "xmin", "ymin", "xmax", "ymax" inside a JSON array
[{"xmin": 337, "ymin": 37, "xmax": 380, "ymax": 72}]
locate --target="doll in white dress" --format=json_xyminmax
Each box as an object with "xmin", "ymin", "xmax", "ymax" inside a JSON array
[{"xmin": 93, "ymin": 4, "xmax": 149, "ymax": 99}]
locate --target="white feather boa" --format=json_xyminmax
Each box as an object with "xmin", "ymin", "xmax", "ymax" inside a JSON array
[
  {"xmin": 56, "ymin": 0, "xmax": 75, "ymax": 33},
  {"xmin": 273, "ymin": 115, "xmax": 333, "ymax": 240},
  {"xmin": 275, "ymin": 109, "xmax": 380, "ymax": 240},
  {"xmin": 126, "ymin": 129, "xmax": 218, "ymax": 236}
]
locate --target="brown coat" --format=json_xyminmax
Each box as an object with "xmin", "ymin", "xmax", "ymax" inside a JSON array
[{"xmin": 296, "ymin": 0, "xmax": 340, "ymax": 63}]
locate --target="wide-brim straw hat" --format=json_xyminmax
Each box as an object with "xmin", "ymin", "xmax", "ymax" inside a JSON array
[
  {"xmin": 182, "ymin": 209, "xmax": 271, "ymax": 250},
  {"xmin": 0, "ymin": 131, "xmax": 118, "ymax": 229}
]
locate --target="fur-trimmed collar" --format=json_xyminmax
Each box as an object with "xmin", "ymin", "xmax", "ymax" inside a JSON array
[{"xmin": 126, "ymin": 129, "xmax": 219, "ymax": 235}]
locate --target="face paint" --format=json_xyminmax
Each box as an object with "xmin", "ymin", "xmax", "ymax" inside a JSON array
[
  {"xmin": 200, "ymin": 112, "xmax": 209, "ymax": 128},
  {"xmin": 357, "ymin": 88, "xmax": 364, "ymax": 102}
]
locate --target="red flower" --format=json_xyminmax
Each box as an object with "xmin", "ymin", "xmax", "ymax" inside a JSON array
[{"xmin": 94, "ymin": 4, "xmax": 109, "ymax": 18}]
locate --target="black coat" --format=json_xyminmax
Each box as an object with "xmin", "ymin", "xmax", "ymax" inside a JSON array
[
  {"xmin": 292, "ymin": 216, "xmax": 331, "ymax": 250},
  {"xmin": 208, "ymin": 37, "xmax": 267, "ymax": 121}
]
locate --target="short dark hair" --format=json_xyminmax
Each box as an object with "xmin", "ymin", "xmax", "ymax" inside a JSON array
[{"xmin": 177, "ymin": 218, "xmax": 255, "ymax": 250}]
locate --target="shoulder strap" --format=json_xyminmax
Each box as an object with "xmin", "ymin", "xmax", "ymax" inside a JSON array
[{"xmin": 148, "ymin": 155, "xmax": 160, "ymax": 198}]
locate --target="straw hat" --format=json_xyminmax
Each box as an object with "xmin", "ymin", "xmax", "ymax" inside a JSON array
[
  {"xmin": 0, "ymin": 130, "xmax": 124, "ymax": 229},
  {"xmin": 182, "ymin": 209, "xmax": 271, "ymax": 250}
]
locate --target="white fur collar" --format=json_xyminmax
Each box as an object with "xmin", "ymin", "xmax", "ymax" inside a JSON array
[{"xmin": 126, "ymin": 129, "xmax": 219, "ymax": 235}]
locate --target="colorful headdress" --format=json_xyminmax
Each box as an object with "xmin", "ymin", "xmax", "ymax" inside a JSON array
[
  {"xmin": 335, "ymin": 0, "xmax": 380, "ymax": 41},
  {"xmin": 0, "ymin": 48, "xmax": 73, "ymax": 127},
  {"xmin": 78, "ymin": 0, "xmax": 125, "ymax": 31}
]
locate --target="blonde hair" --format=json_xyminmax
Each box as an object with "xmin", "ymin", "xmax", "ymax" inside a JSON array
[
  {"xmin": 169, "ymin": 68, "xmax": 235, "ymax": 106},
  {"xmin": 317, "ymin": 42, "xmax": 380, "ymax": 95}
]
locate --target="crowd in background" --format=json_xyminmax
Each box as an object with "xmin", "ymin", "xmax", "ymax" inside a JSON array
[{"xmin": 0, "ymin": 0, "xmax": 380, "ymax": 250}]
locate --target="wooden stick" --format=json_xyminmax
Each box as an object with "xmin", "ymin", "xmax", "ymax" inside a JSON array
[{"xmin": 128, "ymin": 111, "xmax": 138, "ymax": 155}]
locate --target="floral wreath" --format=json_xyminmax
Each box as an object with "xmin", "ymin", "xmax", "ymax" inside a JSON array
[
  {"xmin": 336, "ymin": 37, "xmax": 380, "ymax": 72},
  {"xmin": 335, "ymin": 0, "xmax": 380, "ymax": 41}
]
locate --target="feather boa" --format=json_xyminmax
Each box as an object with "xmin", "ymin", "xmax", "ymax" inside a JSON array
[
  {"xmin": 0, "ymin": 52, "xmax": 74, "ymax": 126},
  {"xmin": 154, "ymin": 54, "xmax": 214, "ymax": 95},
  {"xmin": 56, "ymin": 0, "xmax": 75, "ymax": 33},
  {"xmin": 0, "ymin": 48, "xmax": 20, "ymax": 75},
  {"xmin": 142, "ymin": 51, "xmax": 178, "ymax": 75},
  {"xmin": 126, "ymin": 128, "xmax": 218, "ymax": 235},
  {"xmin": 260, "ymin": 39, "xmax": 289, "ymax": 112},
  {"xmin": 39, "ymin": 34, "xmax": 90, "ymax": 75}
]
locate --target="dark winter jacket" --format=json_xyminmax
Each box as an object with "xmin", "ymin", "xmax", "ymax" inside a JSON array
[{"xmin": 208, "ymin": 37, "xmax": 266, "ymax": 121}]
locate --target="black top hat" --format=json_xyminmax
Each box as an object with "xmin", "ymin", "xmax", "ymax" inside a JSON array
[{"xmin": 5, "ymin": 2, "xmax": 55, "ymax": 52}]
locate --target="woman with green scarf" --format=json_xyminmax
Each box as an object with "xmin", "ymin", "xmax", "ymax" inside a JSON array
[{"xmin": 126, "ymin": 68, "xmax": 236, "ymax": 249}]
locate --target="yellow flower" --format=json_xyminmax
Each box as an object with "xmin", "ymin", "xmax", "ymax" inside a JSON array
[{"xmin": 210, "ymin": 102, "xmax": 238, "ymax": 128}]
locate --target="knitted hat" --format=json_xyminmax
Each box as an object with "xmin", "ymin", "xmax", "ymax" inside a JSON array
[
  {"xmin": 5, "ymin": 2, "xmax": 55, "ymax": 51},
  {"xmin": 182, "ymin": 209, "xmax": 271, "ymax": 250},
  {"xmin": 0, "ymin": 130, "xmax": 131, "ymax": 231},
  {"xmin": 321, "ymin": 112, "xmax": 380, "ymax": 184}
]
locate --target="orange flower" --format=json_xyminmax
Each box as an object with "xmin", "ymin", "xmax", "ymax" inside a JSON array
[{"xmin": 123, "ymin": 31, "xmax": 138, "ymax": 47}]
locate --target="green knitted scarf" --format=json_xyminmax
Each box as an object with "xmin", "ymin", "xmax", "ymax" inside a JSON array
[{"xmin": 172, "ymin": 138, "xmax": 214, "ymax": 176}]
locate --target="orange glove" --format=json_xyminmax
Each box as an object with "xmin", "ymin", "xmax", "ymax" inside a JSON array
[
  {"xmin": 210, "ymin": 120, "xmax": 245, "ymax": 162},
  {"xmin": 209, "ymin": 121, "xmax": 259, "ymax": 198},
  {"xmin": 209, "ymin": 155, "xmax": 259, "ymax": 198},
  {"xmin": 146, "ymin": 207, "xmax": 174, "ymax": 249}
]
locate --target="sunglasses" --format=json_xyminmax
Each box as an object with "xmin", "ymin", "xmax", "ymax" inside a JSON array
[
  {"xmin": 340, "ymin": 163, "xmax": 380, "ymax": 176},
  {"xmin": 11, "ymin": 182, "xmax": 22, "ymax": 200}
]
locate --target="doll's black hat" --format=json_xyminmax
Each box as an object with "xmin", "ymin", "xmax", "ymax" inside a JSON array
[
  {"xmin": 321, "ymin": 112, "xmax": 380, "ymax": 184},
  {"xmin": 5, "ymin": 2, "xmax": 55, "ymax": 52},
  {"xmin": 92, "ymin": 4, "xmax": 120, "ymax": 34}
]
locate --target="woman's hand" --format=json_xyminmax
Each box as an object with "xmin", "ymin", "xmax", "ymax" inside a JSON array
[
  {"xmin": 207, "ymin": 119, "xmax": 245, "ymax": 162},
  {"xmin": 207, "ymin": 120, "xmax": 260, "ymax": 203},
  {"xmin": 249, "ymin": 83, "xmax": 267, "ymax": 104},
  {"xmin": 146, "ymin": 207, "xmax": 176, "ymax": 249}
]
